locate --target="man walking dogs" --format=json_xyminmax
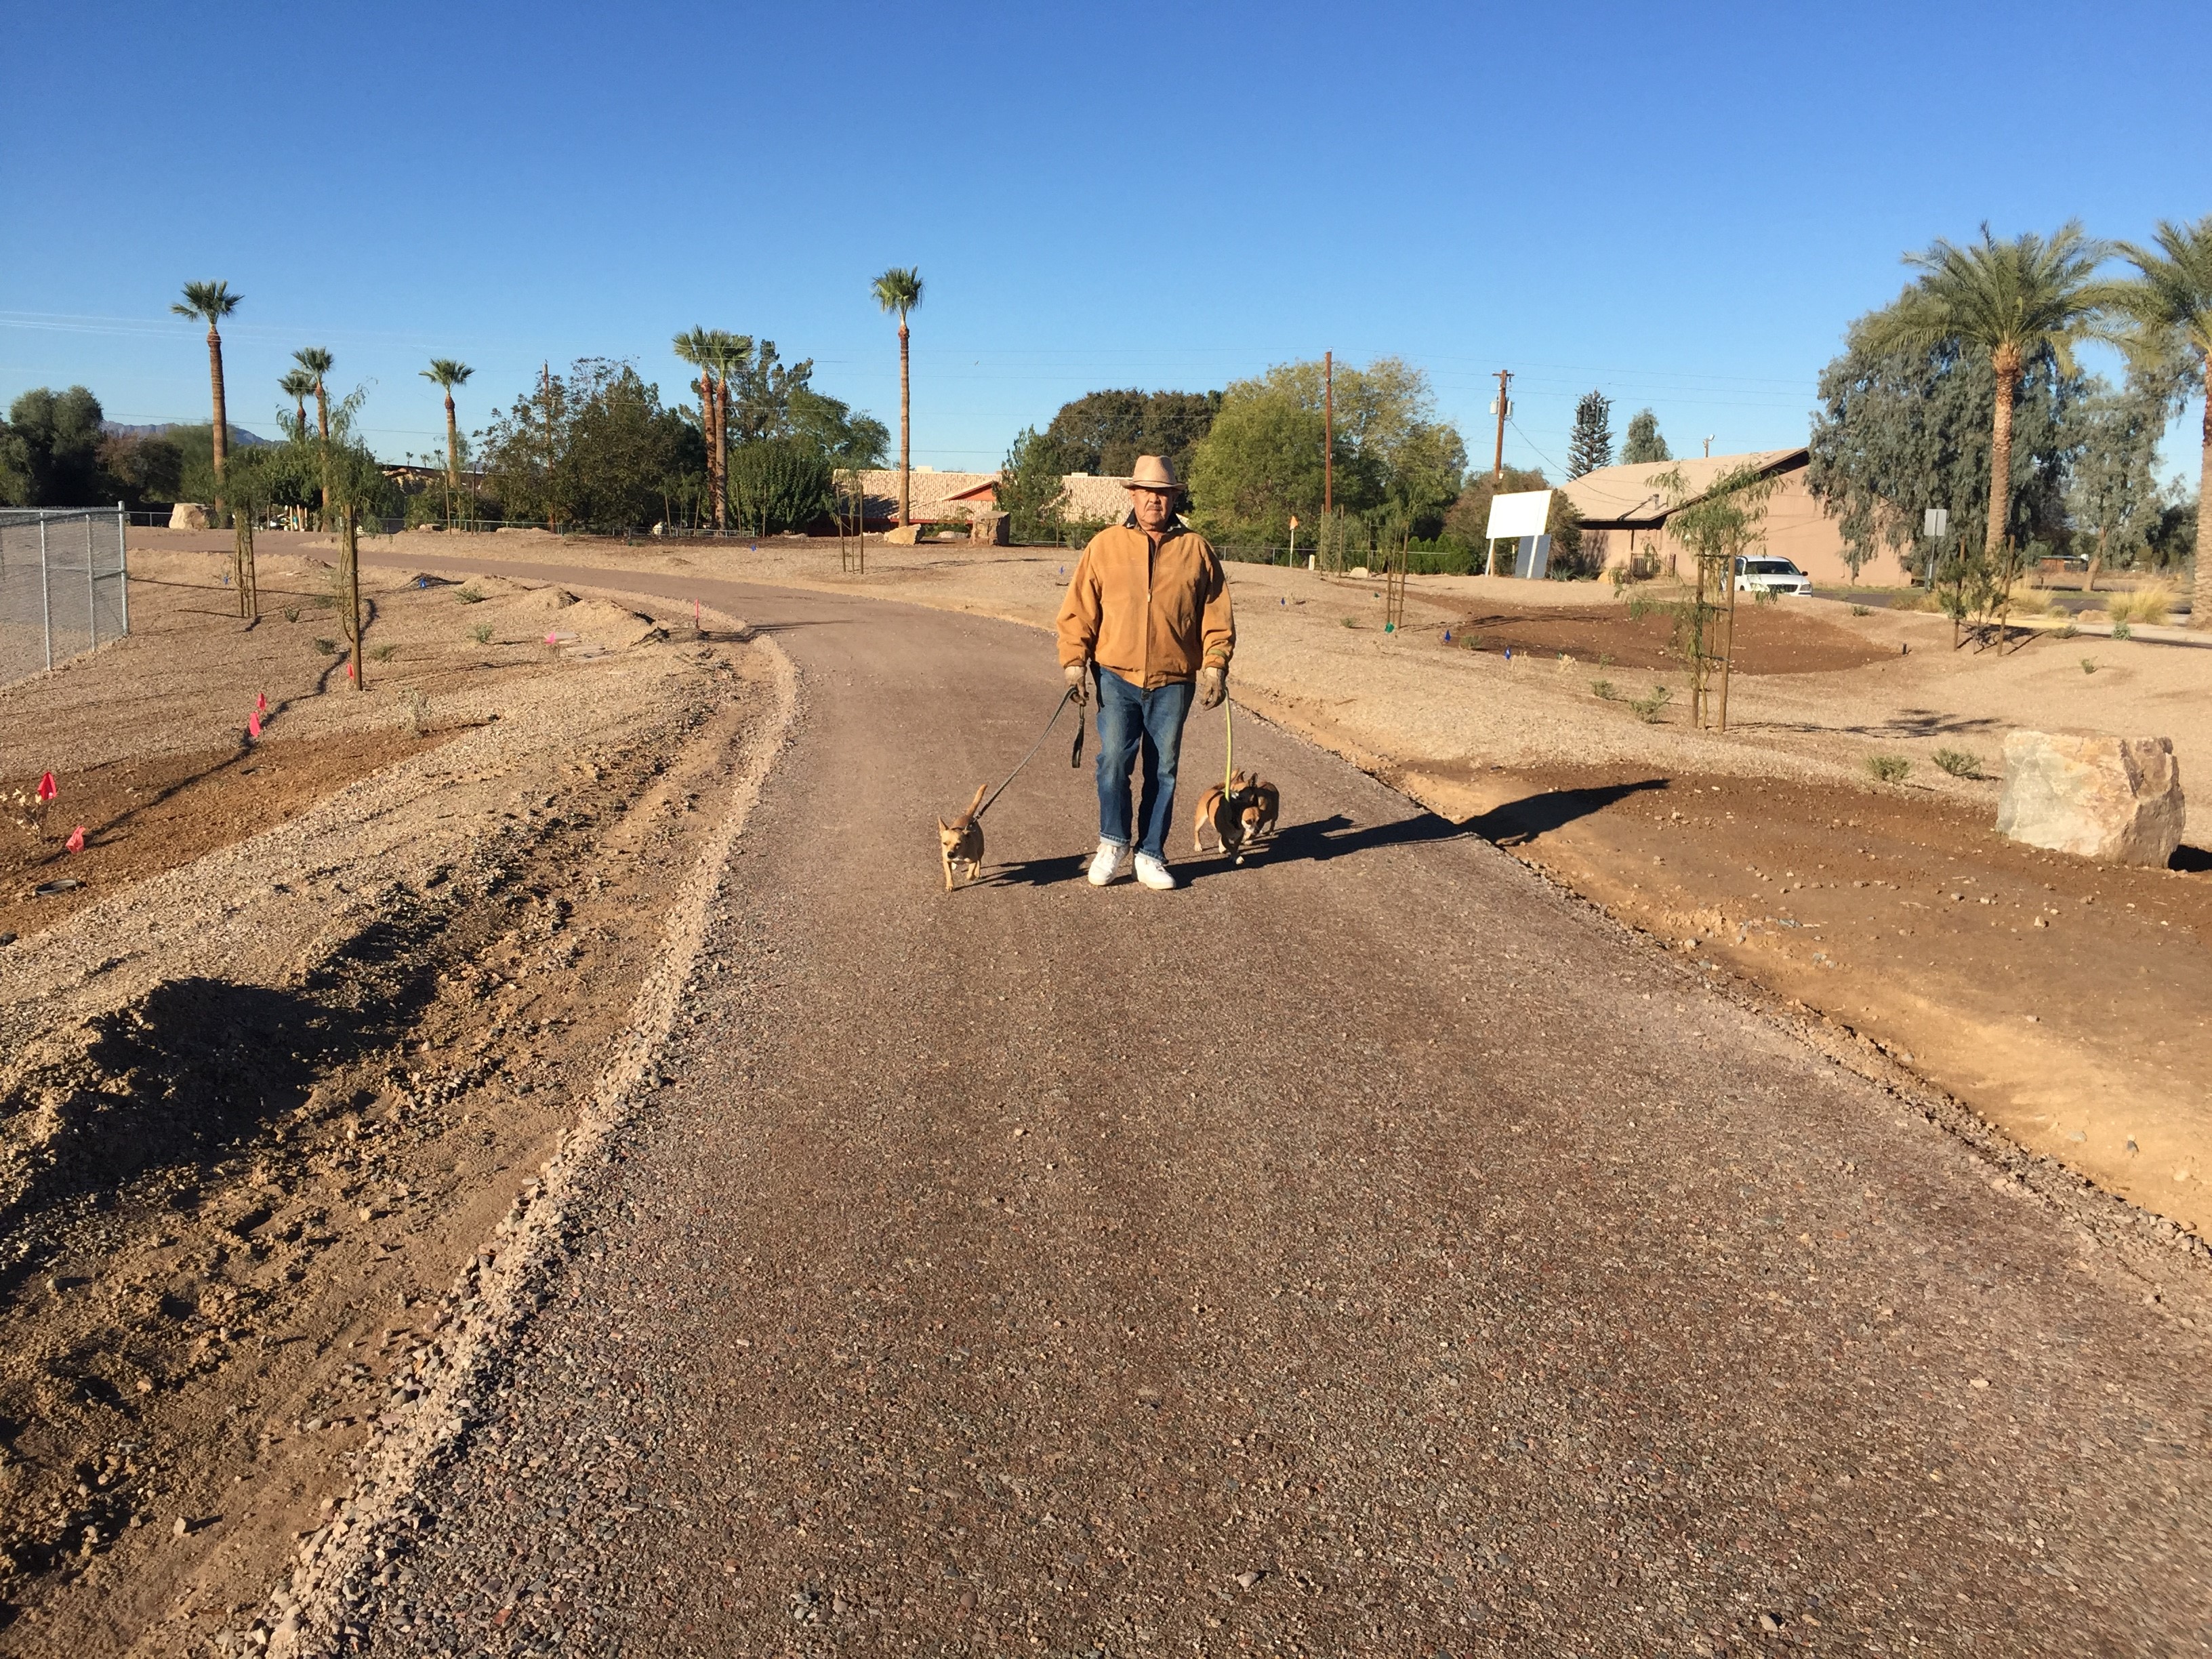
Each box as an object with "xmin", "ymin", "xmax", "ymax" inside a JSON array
[{"xmin": 1056, "ymin": 455, "xmax": 1234, "ymax": 890}]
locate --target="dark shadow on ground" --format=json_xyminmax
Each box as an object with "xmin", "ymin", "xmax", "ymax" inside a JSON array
[
  {"xmin": 0, "ymin": 910, "xmax": 442, "ymax": 1296},
  {"xmin": 1467, "ymin": 778, "xmax": 1670, "ymax": 847},
  {"xmin": 1750, "ymin": 707, "xmax": 2005, "ymax": 741},
  {"xmin": 2173, "ymin": 844, "xmax": 2212, "ymax": 874}
]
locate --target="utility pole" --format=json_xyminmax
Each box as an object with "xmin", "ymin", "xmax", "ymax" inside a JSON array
[
  {"xmin": 1490, "ymin": 369, "xmax": 1512, "ymax": 486},
  {"xmin": 1323, "ymin": 351, "xmax": 1334, "ymax": 516},
  {"xmin": 1704, "ymin": 434, "xmax": 1715, "ymax": 458}
]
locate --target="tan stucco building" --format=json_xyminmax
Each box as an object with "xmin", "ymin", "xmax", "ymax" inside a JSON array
[{"xmin": 1560, "ymin": 448, "xmax": 1880, "ymax": 587}]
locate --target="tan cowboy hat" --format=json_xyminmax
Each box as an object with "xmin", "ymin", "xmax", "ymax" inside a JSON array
[{"xmin": 1126, "ymin": 454, "xmax": 1179, "ymax": 493}]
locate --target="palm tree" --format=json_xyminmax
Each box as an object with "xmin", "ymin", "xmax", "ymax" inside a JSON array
[
  {"xmin": 279, "ymin": 367, "xmax": 316, "ymax": 434},
  {"xmin": 872, "ymin": 267, "xmax": 924, "ymax": 525},
  {"xmin": 171, "ymin": 281, "xmax": 241, "ymax": 512},
  {"xmin": 420, "ymin": 359, "xmax": 474, "ymax": 525},
  {"xmin": 2113, "ymin": 216, "xmax": 2212, "ymax": 628},
  {"xmin": 672, "ymin": 328, "xmax": 717, "ymax": 531},
  {"xmin": 702, "ymin": 331, "xmax": 753, "ymax": 533},
  {"xmin": 294, "ymin": 347, "xmax": 335, "ymax": 527},
  {"xmin": 1857, "ymin": 223, "xmax": 2118, "ymax": 561}
]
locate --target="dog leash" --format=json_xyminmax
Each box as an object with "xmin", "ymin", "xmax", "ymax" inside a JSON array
[
  {"xmin": 1223, "ymin": 695, "xmax": 1234, "ymax": 792},
  {"xmin": 975, "ymin": 684, "xmax": 1085, "ymax": 821}
]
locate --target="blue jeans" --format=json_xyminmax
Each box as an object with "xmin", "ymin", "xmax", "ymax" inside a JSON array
[{"xmin": 1094, "ymin": 665, "xmax": 1193, "ymax": 861}]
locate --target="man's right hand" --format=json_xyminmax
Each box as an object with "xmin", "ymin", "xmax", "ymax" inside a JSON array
[{"xmin": 1064, "ymin": 661, "xmax": 1089, "ymax": 705}]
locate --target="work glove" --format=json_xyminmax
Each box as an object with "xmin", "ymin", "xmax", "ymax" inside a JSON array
[
  {"xmin": 1196, "ymin": 665, "xmax": 1227, "ymax": 710},
  {"xmin": 1064, "ymin": 661, "xmax": 1089, "ymax": 706}
]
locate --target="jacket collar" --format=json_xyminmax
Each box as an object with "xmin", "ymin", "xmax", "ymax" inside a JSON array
[{"xmin": 1121, "ymin": 511, "xmax": 1191, "ymax": 533}]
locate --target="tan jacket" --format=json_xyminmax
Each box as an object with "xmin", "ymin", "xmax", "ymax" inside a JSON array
[{"xmin": 1055, "ymin": 518, "xmax": 1235, "ymax": 689}]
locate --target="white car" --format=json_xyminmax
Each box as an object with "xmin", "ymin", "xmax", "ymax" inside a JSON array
[{"xmin": 1734, "ymin": 556, "xmax": 1812, "ymax": 596}]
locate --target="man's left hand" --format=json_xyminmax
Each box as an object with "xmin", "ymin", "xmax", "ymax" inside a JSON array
[{"xmin": 1196, "ymin": 666, "xmax": 1226, "ymax": 710}]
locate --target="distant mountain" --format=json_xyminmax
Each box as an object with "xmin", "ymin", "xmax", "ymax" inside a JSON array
[{"xmin": 100, "ymin": 420, "xmax": 272, "ymax": 446}]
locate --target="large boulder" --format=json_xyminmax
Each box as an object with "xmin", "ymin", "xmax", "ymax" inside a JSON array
[
  {"xmin": 970, "ymin": 510, "xmax": 1009, "ymax": 546},
  {"xmin": 169, "ymin": 503, "xmax": 211, "ymax": 530},
  {"xmin": 1996, "ymin": 730, "xmax": 2185, "ymax": 867},
  {"xmin": 882, "ymin": 524, "xmax": 923, "ymax": 546}
]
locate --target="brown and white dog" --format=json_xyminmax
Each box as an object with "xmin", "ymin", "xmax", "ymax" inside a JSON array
[
  {"xmin": 1192, "ymin": 771, "xmax": 1281, "ymax": 864},
  {"xmin": 939, "ymin": 783, "xmax": 988, "ymax": 889}
]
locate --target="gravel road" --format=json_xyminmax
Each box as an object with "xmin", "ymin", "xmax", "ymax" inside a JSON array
[{"xmin": 346, "ymin": 560, "xmax": 2210, "ymax": 1656}]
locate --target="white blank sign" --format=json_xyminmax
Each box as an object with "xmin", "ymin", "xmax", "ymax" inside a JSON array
[{"xmin": 1486, "ymin": 489, "xmax": 1553, "ymax": 540}]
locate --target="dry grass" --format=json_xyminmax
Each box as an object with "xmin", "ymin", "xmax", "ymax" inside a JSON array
[{"xmin": 2106, "ymin": 583, "xmax": 2176, "ymax": 627}]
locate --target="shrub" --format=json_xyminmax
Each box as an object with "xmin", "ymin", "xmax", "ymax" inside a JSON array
[
  {"xmin": 370, "ymin": 642, "xmax": 398, "ymax": 662},
  {"xmin": 1849, "ymin": 604, "xmax": 1872, "ymax": 617},
  {"xmin": 1629, "ymin": 685, "xmax": 1673, "ymax": 723},
  {"xmin": 2106, "ymin": 583, "xmax": 2175, "ymax": 627},
  {"xmin": 2081, "ymin": 657, "xmax": 2097, "ymax": 674},
  {"xmin": 2110, "ymin": 619, "xmax": 2132, "ymax": 640},
  {"xmin": 470, "ymin": 622, "xmax": 493, "ymax": 645},
  {"xmin": 1933, "ymin": 747, "xmax": 1981, "ymax": 778},
  {"xmin": 312, "ymin": 637, "xmax": 337, "ymax": 656},
  {"xmin": 1866, "ymin": 754, "xmax": 1911, "ymax": 783},
  {"xmin": 283, "ymin": 605, "xmax": 301, "ymax": 623},
  {"xmin": 1591, "ymin": 678, "xmax": 1618, "ymax": 701},
  {"xmin": 456, "ymin": 585, "xmax": 485, "ymax": 604},
  {"xmin": 2056, "ymin": 620, "xmax": 2078, "ymax": 639}
]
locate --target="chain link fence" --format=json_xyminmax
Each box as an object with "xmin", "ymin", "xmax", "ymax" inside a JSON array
[{"xmin": 0, "ymin": 507, "xmax": 130, "ymax": 691}]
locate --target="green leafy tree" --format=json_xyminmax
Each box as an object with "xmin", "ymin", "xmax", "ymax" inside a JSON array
[
  {"xmin": 2066, "ymin": 376, "xmax": 2167, "ymax": 590},
  {"xmin": 1807, "ymin": 333, "xmax": 2083, "ymax": 580},
  {"xmin": 1566, "ymin": 390, "xmax": 1614, "ymax": 478},
  {"xmin": 1621, "ymin": 408, "xmax": 1669, "ymax": 464},
  {"xmin": 1855, "ymin": 222, "xmax": 2119, "ymax": 562},
  {"xmin": 0, "ymin": 386, "xmax": 112, "ymax": 505},
  {"xmin": 1185, "ymin": 391, "xmax": 1328, "ymax": 544},
  {"xmin": 789, "ymin": 386, "xmax": 889, "ymax": 466},
  {"xmin": 172, "ymin": 280, "xmax": 241, "ymax": 514},
  {"xmin": 481, "ymin": 359, "xmax": 696, "ymax": 533},
  {"xmin": 729, "ymin": 340, "xmax": 811, "ymax": 445},
  {"xmin": 2111, "ymin": 216, "xmax": 2212, "ymax": 626},
  {"xmin": 729, "ymin": 436, "xmax": 834, "ymax": 535},
  {"xmin": 995, "ymin": 426, "xmax": 1081, "ymax": 541},
  {"xmin": 419, "ymin": 359, "xmax": 474, "ymax": 522},
  {"xmin": 1184, "ymin": 356, "xmax": 1464, "ymax": 542},
  {"xmin": 1649, "ymin": 463, "xmax": 1779, "ymax": 729},
  {"xmin": 871, "ymin": 267, "xmax": 924, "ymax": 524},
  {"xmin": 100, "ymin": 430, "xmax": 184, "ymax": 510},
  {"xmin": 1042, "ymin": 388, "xmax": 1224, "ymax": 478}
]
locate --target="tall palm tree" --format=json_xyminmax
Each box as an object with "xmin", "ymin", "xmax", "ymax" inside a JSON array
[
  {"xmin": 420, "ymin": 359, "xmax": 474, "ymax": 521},
  {"xmin": 1857, "ymin": 223, "xmax": 2118, "ymax": 561},
  {"xmin": 672, "ymin": 328, "xmax": 717, "ymax": 531},
  {"xmin": 171, "ymin": 281, "xmax": 241, "ymax": 512},
  {"xmin": 2113, "ymin": 216, "xmax": 2212, "ymax": 628},
  {"xmin": 294, "ymin": 347, "xmax": 335, "ymax": 527},
  {"xmin": 872, "ymin": 267, "xmax": 924, "ymax": 525},
  {"xmin": 701, "ymin": 331, "xmax": 753, "ymax": 533}
]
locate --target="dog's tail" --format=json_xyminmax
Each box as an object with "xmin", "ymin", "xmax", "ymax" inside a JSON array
[{"xmin": 962, "ymin": 781, "xmax": 988, "ymax": 823}]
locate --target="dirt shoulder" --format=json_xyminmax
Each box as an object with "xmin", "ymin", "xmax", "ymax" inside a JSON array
[
  {"xmin": 287, "ymin": 527, "xmax": 2212, "ymax": 1250},
  {"xmin": 0, "ymin": 550, "xmax": 787, "ymax": 1654}
]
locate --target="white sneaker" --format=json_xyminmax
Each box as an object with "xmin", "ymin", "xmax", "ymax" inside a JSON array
[
  {"xmin": 1133, "ymin": 853, "xmax": 1177, "ymax": 891},
  {"xmin": 1086, "ymin": 840, "xmax": 1129, "ymax": 886}
]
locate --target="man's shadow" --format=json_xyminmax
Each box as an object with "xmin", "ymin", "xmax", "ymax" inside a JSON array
[{"xmin": 979, "ymin": 778, "xmax": 1667, "ymax": 888}]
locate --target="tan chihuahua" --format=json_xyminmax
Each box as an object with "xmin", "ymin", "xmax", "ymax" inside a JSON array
[{"xmin": 939, "ymin": 783, "xmax": 988, "ymax": 889}]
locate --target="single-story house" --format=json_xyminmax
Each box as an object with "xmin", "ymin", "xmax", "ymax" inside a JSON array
[
  {"xmin": 851, "ymin": 468, "xmax": 1000, "ymax": 530},
  {"xmin": 848, "ymin": 469, "xmax": 1147, "ymax": 535},
  {"xmin": 1559, "ymin": 448, "xmax": 1873, "ymax": 588}
]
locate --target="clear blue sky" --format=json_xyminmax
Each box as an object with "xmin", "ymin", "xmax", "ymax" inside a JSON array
[{"xmin": 5, "ymin": 0, "xmax": 2205, "ymax": 481}]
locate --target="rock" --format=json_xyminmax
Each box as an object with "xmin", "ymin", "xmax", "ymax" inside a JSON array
[
  {"xmin": 1996, "ymin": 731, "xmax": 2184, "ymax": 867},
  {"xmin": 882, "ymin": 524, "xmax": 922, "ymax": 546},
  {"xmin": 969, "ymin": 510, "xmax": 1009, "ymax": 546},
  {"xmin": 169, "ymin": 503, "xmax": 212, "ymax": 531}
]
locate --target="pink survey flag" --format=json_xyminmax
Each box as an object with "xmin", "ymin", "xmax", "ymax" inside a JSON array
[
  {"xmin": 37, "ymin": 771, "xmax": 57, "ymax": 802},
  {"xmin": 65, "ymin": 825, "xmax": 85, "ymax": 853},
  {"xmin": 249, "ymin": 710, "xmax": 262, "ymax": 739},
  {"xmin": 256, "ymin": 691, "xmax": 268, "ymax": 712}
]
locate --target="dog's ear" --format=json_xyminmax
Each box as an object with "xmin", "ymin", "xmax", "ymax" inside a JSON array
[{"xmin": 938, "ymin": 819, "xmax": 950, "ymax": 832}]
